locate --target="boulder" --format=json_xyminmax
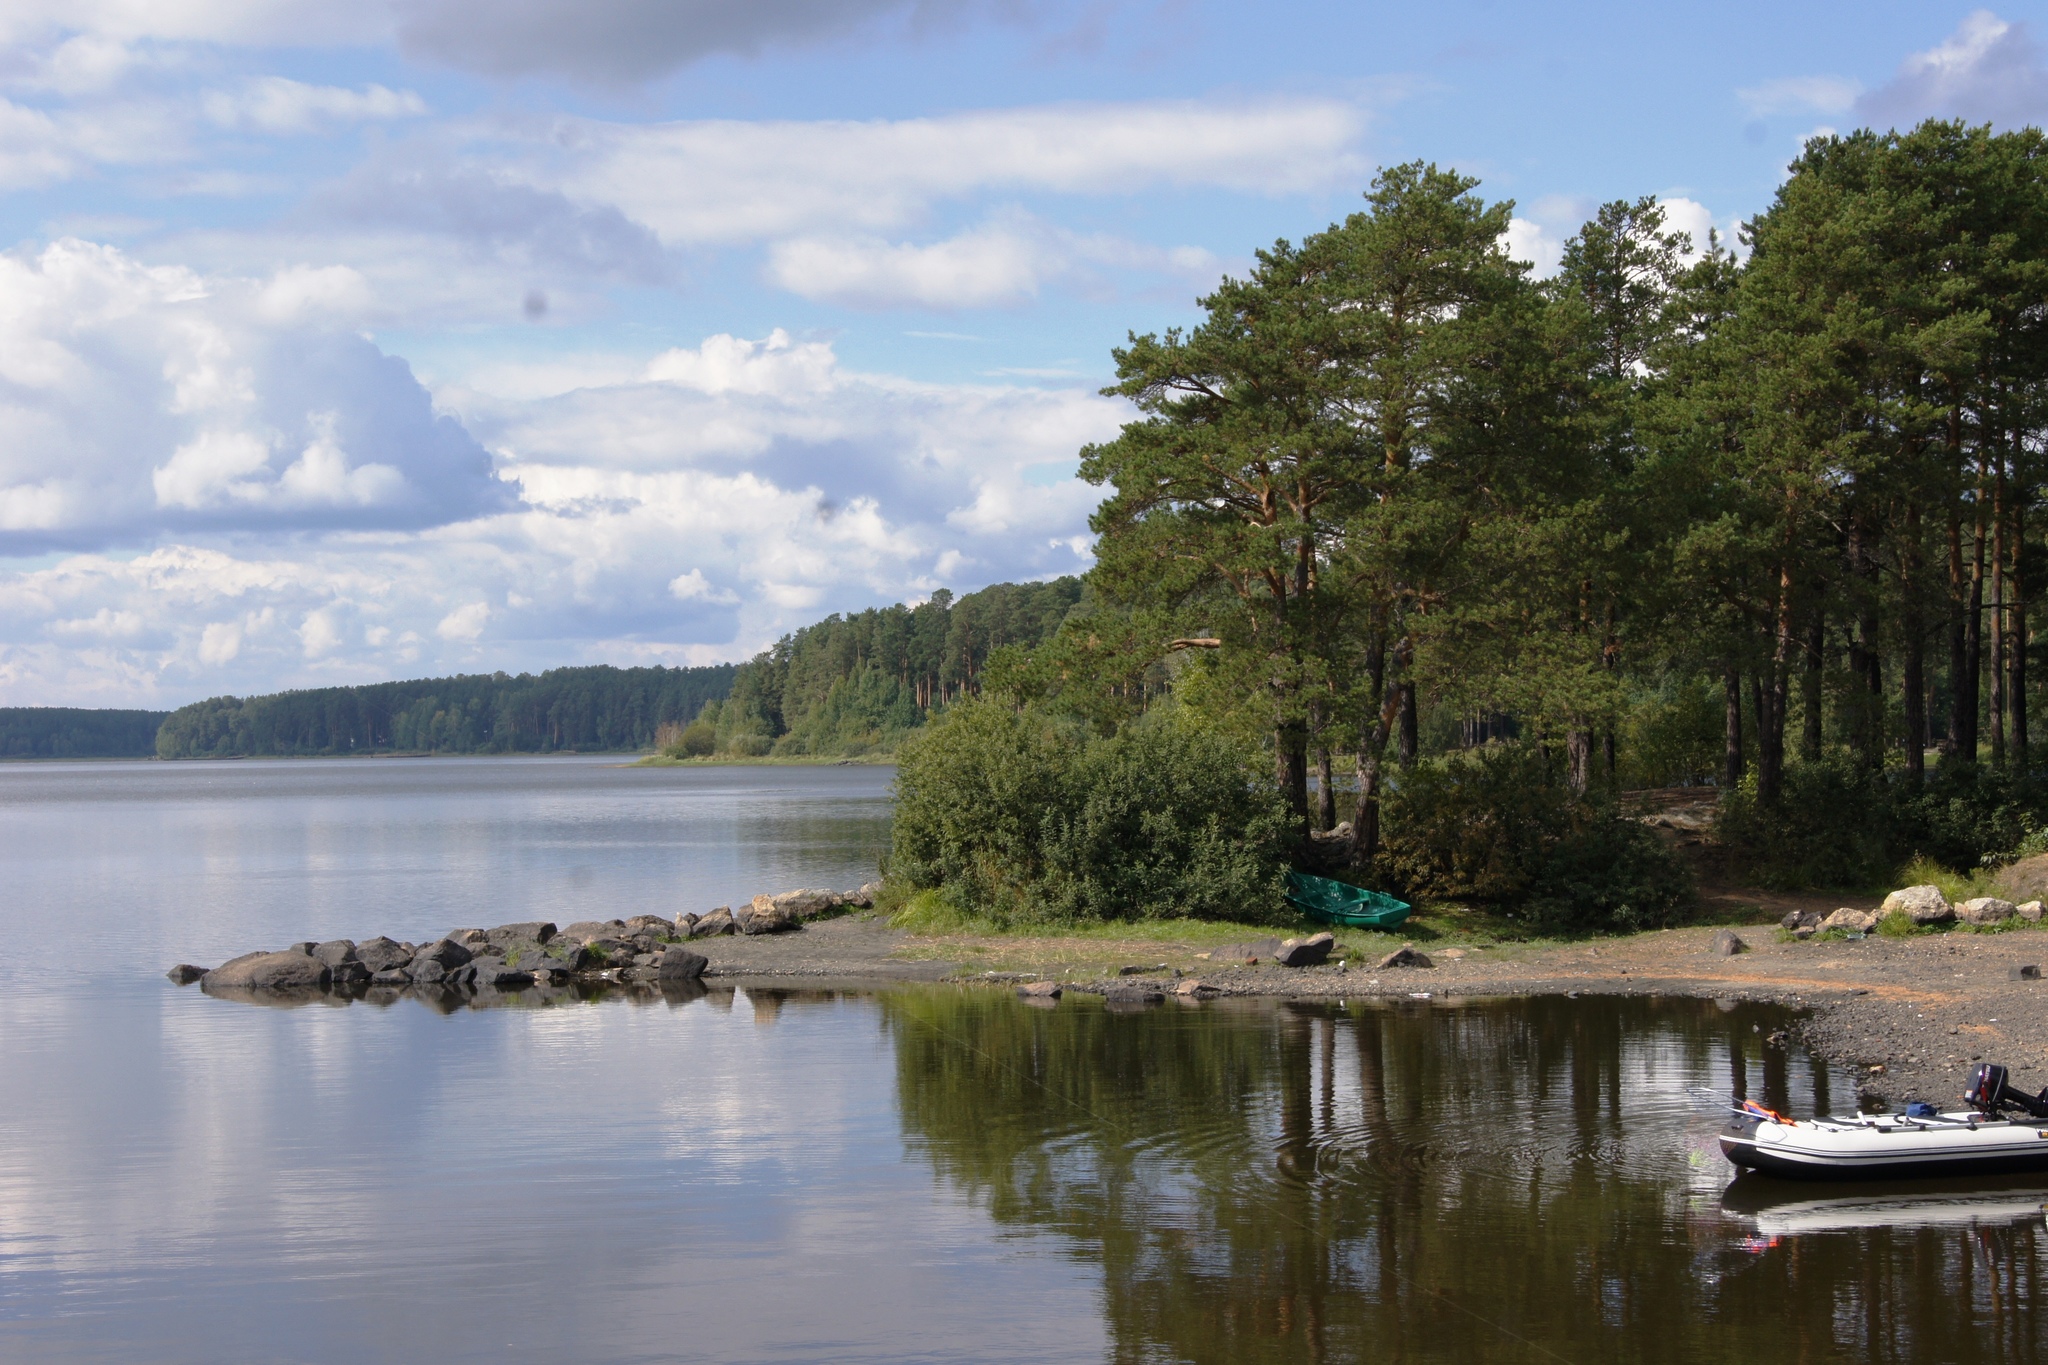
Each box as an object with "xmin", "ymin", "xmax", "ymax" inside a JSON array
[
  {"xmin": 1821, "ymin": 907, "xmax": 1879, "ymax": 934},
  {"xmin": 583, "ymin": 937, "xmax": 634, "ymax": 967},
  {"xmin": 771, "ymin": 889, "xmax": 841, "ymax": 921},
  {"xmin": 413, "ymin": 938, "xmax": 474, "ymax": 972},
  {"xmin": 1994, "ymin": 854, "xmax": 2048, "ymax": 905},
  {"xmin": 485, "ymin": 921, "xmax": 557, "ymax": 947},
  {"xmin": 741, "ymin": 900, "xmax": 797, "ymax": 935},
  {"xmin": 676, "ymin": 912, "xmax": 700, "ymax": 931},
  {"xmin": 284, "ymin": 941, "xmax": 317, "ymax": 956},
  {"xmin": 166, "ymin": 964, "xmax": 208, "ymax": 985},
  {"xmin": 1779, "ymin": 909, "xmax": 1823, "ymax": 931},
  {"xmin": 469, "ymin": 957, "xmax": 534, "ymax": 989},
  {"xmin": 690, "ymin": 908, "xmax": 735, "ymax": 938},
  {"xmin": 411, "ymin": 958, "xmax": 447, "ymax": 985},
  {"xmin": 1017, "ymin": 980, "xmax": 1062, "ymax": 999},
  {"xmin": 355, "ymin": 937, "xmax": 411, "ymax": 973},
  {"xmin": 848, "ymin": 882, "xmax": 881, "ymax": 909},
  {"xmin": 1957, "ymin": 897, "xmax": 2018, "ymax": 927},
  {"xmin": 370, "ymin": 967, "xmax": 411, "ymax": 987},
  {"xmin": 1173, "ymin": 978, "xmax": 1217, "ymax": 999},
  {"xmin": 1881, "ymin": 885, "xmax": 1953, "ymax": 925},
  {"xmin": 2020, "ymin": 901, "xmax": 2045, "ymax": 923},
  {"xmin": 311, "ymin": 940, "xmax": 358, "ymax": 969},
  {"xmin": 1792, "ymin": 925, "xmax": 1817, "ymax": 940},
  {"xmin": 657, "ymin": 945, "xmax": 708, "ymax": 981},
  {"xmin": 446, "ymin": 929, "xmax": 488, "ymax": 949},
  {"xmin": 327, "ymin": 960, "xmax": 371, "ymax": 986},
  {"xmin": 1103, "ymin": 987, "xmax": 1165, "ymax": 1010},
  {"xmin": 203, "ymin": 951, "xmax": 331, "ymax": 992},
  {"xmin": 624, "ymin": 915, "xmax": 672, "ymax": 935},
  {"xmin": 1375, "ymin": 944, "xmax": 1434, "ymax": 971},
  {"xmin": 1275, "ymin": 933, "xmax": 1336, "ymax": 968},
  {"xmin": 560, "ymin": 920, "xmax": 626, "ymax": 943},
  {"xmin": 1712, "ymin": 929, "xmax": 1746, "ymax": 956}
]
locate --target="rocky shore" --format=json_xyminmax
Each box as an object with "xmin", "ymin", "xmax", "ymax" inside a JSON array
[{"xmin": 171, "ymin": 885, "xmax": 879, "ymax": 1004}]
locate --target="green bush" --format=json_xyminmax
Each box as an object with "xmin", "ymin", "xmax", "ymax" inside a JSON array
[
  {"xmin": 1712, "ymin": 758, "xmax": 1894, "ymax": 890},
  {"xmin": 888, "ymin": 700, "xmax": 1291, "ymax": 925},
  {"xmin": 1377, "ymin": 743, "xmax": 1693, "ymax": 933}
]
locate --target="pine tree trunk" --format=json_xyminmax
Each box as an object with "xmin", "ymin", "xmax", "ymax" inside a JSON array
[
  {"xmin": 1903, "ymin": 504, "xmax": 1926, "ymax": 783},
  {"xmin": 1397, "ymin": 683, "xmax": 1418, "ymax": 767},
  {"xmin": 1565, "ymin": 729, "xmax": 1592, "ymax": 796},
  {"xmin": 1947, "ymin": 506, "xmax": 1966, "ymax": 758},
  {"xmin": 1724, "ymin": 668, "xmax": 1745, "ymax": 789},
  {"xmin": 1314, "ymin": 746, "xmax": 1335, "ymax": 833},
  {"xmin": 2014, "ymin": 525, "xmax": 2029, "ymax": 771},
  {"xmin": 1963, "ymin": 491, "xmax": 1986, "ymax": 766},
  {"xmin": 1801, "ymin": 611, "xmax": 1825, "ymax": 762},
  {"xmin": 1276, "ymin": 719, "xmax": 1310, "ymax": 839}
]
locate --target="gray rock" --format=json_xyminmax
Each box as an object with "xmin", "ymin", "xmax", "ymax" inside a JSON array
[
  {"xmin": 2011, "ymin": 964, "xmax": 2041, "ymax": 981},
  {"xmin": 1793, "ymin": 925, "xmax": 1816, "ymax": 940},
  {"xmin": 204, "ymin": 951, "xmax": 331, "ymax": 992},
  {"xmin": 583, "ymin": 936, "xmax": 634, "ymax": 966},
  {"xmin": 327, "ymin": 960, "xmax": 371, "ymax": 986},
  {"xmin": 539, "ymin": 941, "xmax": 592, "ymax": 972},
  {"xmin": 312, "ymin": 939, "xmax": 358, "ymax": 968},
  {"xmin": 2020, "ymin": 901, "xmax": 2045, "ymax": 922},
  {"xmin": 485, "ymin": 921, "xmax": 557, "ymax": 947},
  {"xmin": 1779, "ymin": 909, "xmax": 1823, "ymax": 931},
  {"xmin": 657, "ymin": 945, "xmax": 708, "ymax": 981},
  {"xmin": 285, "ymin": 941, "xmax": 317, "ymax": 956},
  {"xmin": 560, "ymin": 920, "xmax": 626, "ymax": 943},
  {"xmin": 469, "ymin": 957, "xmax": 534, "ymax": 989},
  {"xmin": 770, "ymin": 889, "xmax": 840, "ymax": 921},
  {"xmin": 410, "ymin": 959, "xmax": 447, "ymax": 985},
  {"xmin": 1018, "ymin": 980, "xmax": 1062, "ymax": 999},
  {"xmin": 370, "ymin": 967, "xmax": 411, "ymax": 987},
  {"xmin": 1712, "ymin": 929, "xmax": 1746, "ymax": 956},
  {"xmin": 446, "ymin": 928, "xmax": 489, "ymax": 949},
  {"xmin": 849, "ymin": 883, "xmax": 880, "ymax": 909},
  {"xmin": 744, "ymin": 903, "xmax": 798, "ymax": 935},
  {"xmin": 1821, "ymin": 907, "xmax": 1879, "ymax": 934},
  {"xmin": 1172, "ymin": 978, "xmax": 1217, "ymax": 998},
  {"xmin": 166, "ymin": 964, "xmax": 208, "ymax": 985},
  {"xmin": 1276, "ymin": 932, "xmax": 1336, "ymax": 968},
  {"xmin": 624, "ymin": 915, "xmax": 672, "ymax": 934},
  {"xmin": 412, "ymin": 938, "xmax": 474, "ymax": 972},
  {"xmin": 1374, "ymin": 944, "xmax": 1434, "ymax": 970},
  {"xmin": 676, "ymin": 912, "xmax": 700, "ymax": 931},
  {"xmin": 1957, "ymin": 897, "xmax": 2018, "ymax": 927},
  {"xmin": 354, "ymin": 937, "xmax": 411, "ymax": 973},
  {"xmin": 689, "ymin": 908, "xmax": 735, "ymax": 938},
  {"xmin": 633, "ymin": 952, "xmax": 662, "ymax": 967},
  {"xmin": 1880, "ymin": 884, "xmax": 1953, "ymax": 925}
]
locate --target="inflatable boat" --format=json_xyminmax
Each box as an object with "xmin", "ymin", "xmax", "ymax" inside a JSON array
[{"xmin": 1721, "ymin": 1064, "xmax": 2048, "ymax": 1180}]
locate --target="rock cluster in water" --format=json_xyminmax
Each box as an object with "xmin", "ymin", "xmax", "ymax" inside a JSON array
[{"xmin": 169, "ymin": 884, "xmax": 878, "ymax": 999}]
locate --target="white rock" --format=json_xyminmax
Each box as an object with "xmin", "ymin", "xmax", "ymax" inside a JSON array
[
  {"xmin": 1880, "ymin": 885, "xmax": 1953, "ymax": 925},
  {"xmin": 1820, "ymin": 907, "xmax": 1878, "ymax": 934},
  {"xmin": 2018, "ymin": 900, "xmax": 2044, "ymax": 922},
  {"xmin": 1957, "ymin": 896, "xmax": 2019, "ymax": 926}
]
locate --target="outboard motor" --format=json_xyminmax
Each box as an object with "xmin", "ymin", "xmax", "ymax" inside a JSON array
[{"xmin": 1965, "ymin": 1063, "xmax": 2048, "ymax": 1119}]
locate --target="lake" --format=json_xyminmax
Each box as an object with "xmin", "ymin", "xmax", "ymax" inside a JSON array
[{"xmin": 1, "ymin": 757, "xmax": 2043, "ymax": 1362}]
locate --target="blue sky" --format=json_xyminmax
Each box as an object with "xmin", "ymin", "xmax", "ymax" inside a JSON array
[{"xmin": 0, "ymin": 1, "xmax": 2042, "ymax": 705}]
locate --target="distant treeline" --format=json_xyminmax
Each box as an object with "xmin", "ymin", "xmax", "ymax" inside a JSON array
[
  {"xmin": 0, "ymin": 708, "xmax": 170, "ymax": 759},
  {"xmin": 155, "ymin": 665, "xmax": 737, "ymax": 759},
  {"xmin": 693, "ymin": 578, "xmax": 1084, "ymax": 757}
]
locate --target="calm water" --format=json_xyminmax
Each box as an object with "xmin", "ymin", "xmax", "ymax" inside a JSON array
[{"xmin": 2, "ymin": 759, "xmax": 2046, "ymax": 1362}]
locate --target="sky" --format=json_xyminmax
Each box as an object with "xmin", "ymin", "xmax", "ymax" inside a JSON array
[{"xmin": 0, "ymin": 2, "xmax": 2045, "ymax": 707}]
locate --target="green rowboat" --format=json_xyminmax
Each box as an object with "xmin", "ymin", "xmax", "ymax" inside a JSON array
[{"xmin": 1285, "ymin": 871, "xmax": 1412, "ymax": 930}]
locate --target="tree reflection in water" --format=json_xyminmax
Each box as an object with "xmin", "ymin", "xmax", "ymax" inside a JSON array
[{"xmin": 883, "ymin": 989, "xmax": 2048, "ymax": 1363}]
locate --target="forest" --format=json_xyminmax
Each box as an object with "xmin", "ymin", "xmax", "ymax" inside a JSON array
[
  {"xmin": 0, "ymin": 708, "xmax": 169, "ymax": 759},
  {"xmin": 889, "ymin": 120, "xmax": 2048, "ymax": 929},
  {"xmin": 153, "ymin": 664, "xmax": 737, "ymax": 758}
]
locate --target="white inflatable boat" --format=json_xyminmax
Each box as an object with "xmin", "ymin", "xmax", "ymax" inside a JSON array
[{"xmin": 1721, "ymin": 1064, "xmax": 2048, "ymax": 1180}]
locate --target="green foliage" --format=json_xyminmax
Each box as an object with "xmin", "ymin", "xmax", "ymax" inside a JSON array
[
  {"xmin": 712, "ymin": 578, "xmax": 1082, "ymax": 757},
  {"xmin": 656, "ymin": 720, "xmax": 717, "ymax": 759},
  {"xmin": 888, "ymin": 700, "xmax": 1292, "ymax": 926},
  {"xmin": 0, "ymin": 707, "xmax": 168, "ymax": 759},
  {"xmin": 1617, "ymin": 675, "xmax": 1724, "ymax": 789},
  {"xmin": 1712, "ymin": 760, "xmax": 1895, "ymax": 890},
  {"xmin": 155, "ymin": 665, "xmax": 737, "ymax": 759},
  {"xmin": 1376, "ymin": 743, "xmax": 1692, "ymax": 932}
]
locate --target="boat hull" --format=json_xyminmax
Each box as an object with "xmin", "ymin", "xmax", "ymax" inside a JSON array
[{"xmin": 1723, "ymin": 1121, "xmax": 2048, "ymax": 1181}]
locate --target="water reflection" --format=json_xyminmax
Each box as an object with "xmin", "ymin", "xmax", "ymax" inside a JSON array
[{"xmin": 885, "ymin": 991, "xmax": 2048, "ymax": 1363}]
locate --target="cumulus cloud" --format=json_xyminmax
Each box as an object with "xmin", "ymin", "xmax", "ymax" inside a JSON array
[
  {"xmin": 0, "ymin": 328, "xmax": 1121, "ymax": 703},
  {"xmin": 0, "ymin": 238, "xmax": 511, "ymax": 551},
  {"xmin": 521, "ymin": 98, "xmax": 1371, "ymax": 245},
  {"xmin": 1858, "ymin": 10, "xmax": 2048, "ymax": 128},
  {"xmin": 201, "ymin": 77, "xmax": 427, "ymax": 134}
]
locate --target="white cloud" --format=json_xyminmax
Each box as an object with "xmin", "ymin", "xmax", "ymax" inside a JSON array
[
  {"xmin": 0, "ymin": 238, "xmax": 510, "ymax": 549},
  {"xmin": 197, "ymin": 619, "xmax": 241, "ymax": 663},
  {"xmin": 522, "ymin": 98, "xmax": 1371, "ymax": 246},
  {"xmin": 1737, "ymin": 75, "xmax": 1861, "ymax": 117},
  {"xmin": 201, "ymin": 78, "xmax": 427, "ymax": 134},
  {"xmin": 1858, "ymin": 10, "xmax": 2048, "ymax": 128},
  {"xmin": 435, "ymin": 600, "xmax": 490, "ymax": 640},
  {"xmin": 1503, "ymin": 217, "xmax": 1563, "ymax": 277}
]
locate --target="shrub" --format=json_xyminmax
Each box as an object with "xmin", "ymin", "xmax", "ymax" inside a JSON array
[
  {"xmin": 888, "ymin": 700, "xmax": 1291, "ymax": 925},
  {"xmin": 657, "ymin": 720, "xmax": 716, "ymax": 759},
  {"xmin": 1377, "ymin": 742, "xmax": 1693, "ymax": 933},
  {"xmin": 1712, "ymin": 758, "xmax": 1894, "ymax": 890}
]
